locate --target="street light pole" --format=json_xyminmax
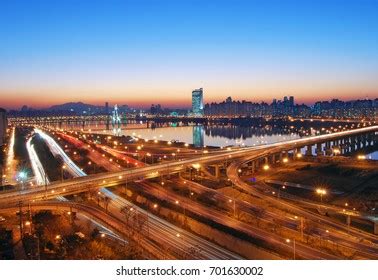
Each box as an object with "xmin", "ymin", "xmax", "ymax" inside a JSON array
[
  {"xmin": 293, "ymin": 239, "xmax": 296, "ymax": 260},
  {"xmin": 61, "ymin": 165, "xmax": 66, "ymax": 182},
  {"xmin": 286, "ymin": 238, "xmax": 296, "ymax": 260},
  {"xmin": 233, "ymin": 199, "xmax": 236, "ymax": 218}
]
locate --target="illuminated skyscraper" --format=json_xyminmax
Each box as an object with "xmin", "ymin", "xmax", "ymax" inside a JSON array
[{"xmin": 192, "ymin": 88, "xmax": 204, "ymax": 116}]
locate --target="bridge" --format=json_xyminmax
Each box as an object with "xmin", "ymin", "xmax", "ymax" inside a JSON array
[
  {"xmin": 0, "ymin": 125, "xmax": 376, "ymax": 205},
  {"xmin": 1, "ymin": 125, "xmax": 377, "ymax": 260}
]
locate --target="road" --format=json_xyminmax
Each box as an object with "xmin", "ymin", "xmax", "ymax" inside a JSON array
[
  {"xmin": 1, "ymin": 125, "xmax": 376, "ymax": 205},
  {"xmin": 134, "ymin": 180, "xmax": 339, "ymax": 259},
  {"xmin": 3, "ymin": 127, "xmax": 17, "ymax": 185},
  {"xmin": 35, "ymin": 130, "xmax": 241, "ymax": 260},
  {"xmin": 0, "ymin": 125, "xmax": 377, "ymax": 259},
  {"xmin": 0, "ymin": 201, "xmax": 168, "ymax": 259},
  {"xmin": 227, "ymin": 157, "xmax": 378, "ymax": 258},
  {"xmin": 26, "ymin": 136, "xmax": 49, "ymax": 186},
  {"xmin": 174, "ymin": 173, "xmax": 378, "ymax": 259}
]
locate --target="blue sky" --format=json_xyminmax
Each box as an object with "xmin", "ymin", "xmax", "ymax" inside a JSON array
[{"xmin": 1, "ymin": 0, "xmax": 377, "ymax": 108}]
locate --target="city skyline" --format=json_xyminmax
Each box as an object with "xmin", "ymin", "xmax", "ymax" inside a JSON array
[
  {"xmin": 4, "ymin": 93, "xmax": 377, "ymax": 112},
  {"xmin": 1, "ymin": 0, "xmax": 378, "ymax": 109}
]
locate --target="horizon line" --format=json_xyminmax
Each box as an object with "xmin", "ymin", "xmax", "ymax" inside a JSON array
[{"xmin": 2, "ymin": 96, "xmax": 376, "ymax": 111}]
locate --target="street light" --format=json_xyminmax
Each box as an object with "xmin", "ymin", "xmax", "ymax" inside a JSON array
[
  {"xmin": 192, "ymin": 163, "xmax": 201, "ymax": 170},
  {"xmin": 286, "ymin": 238, "xmax": 296, "ymax": 260},
  {"xmin": 61, "ymin": 165, "xmax": 66, "ymax": 181},
  {"xmin": 333, "ymin": 148, "xmax": 341, "ymax": 155},
  {"xmin": 316, "ymin": 188, "xmax": 327, "ymax": 202},
  {"xmin": 263, "ymin": 164, "xmax": 270, "ymax": 171},
  {"xmin": 18, "ymin": 171, "xmax": 27, "ymax": 190},
  {"xmin": 278, "ymin": 185, "xmax": 286, "ymax": 199},
  {"xmin": 228, "ymin": 198, "xmax": 236, "ymax": 217},
  {"xmin": 18, "ymin": 171, "xmax": 27, "ymax": 180}
]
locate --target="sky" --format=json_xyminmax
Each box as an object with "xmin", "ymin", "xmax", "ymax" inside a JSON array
[{"xmin": 0, "ymin": 0, "xmax": 378, "ymax": 109}]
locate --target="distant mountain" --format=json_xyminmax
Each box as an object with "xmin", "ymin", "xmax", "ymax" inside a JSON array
[{"xmin": 48, "ymin": 102, "xmax": 104, "ymax": 114}]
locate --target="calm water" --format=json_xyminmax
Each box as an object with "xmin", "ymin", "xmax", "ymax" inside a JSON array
[
  {"xmin": 121, "ymin": 125, "xmax": 301, "ymax": 147},
  {"xmin": 53, "ymin": 121, "xmax": 301, "ymax": 147},
  {"xmin": 50, "ymin": 120, "xmax": 377, "ymax": 158}
]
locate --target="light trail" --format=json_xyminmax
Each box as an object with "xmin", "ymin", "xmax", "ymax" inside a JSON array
[
  {"xmin": 38, "ymin": 128, "xmax": 239, "ymax": 259},
  {"xmin": 29, "ymin": 132, "xmax": 126, "ymax": 244},
  {"xmin": 35, "ymin": 128, "xmax": 86, "ymax": 177},
  {"xmin": 26, "ymin": 136, "xmax": 49, "ymax": 186},
  {"xmin": 6, "ymin": 127, "xmax": 15, "ymax": 167},
  {"xmin": 4, "ymin": 127, "xmax": 16, "ymax": 184}
]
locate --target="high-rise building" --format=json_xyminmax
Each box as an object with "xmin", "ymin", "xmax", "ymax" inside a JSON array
[
  {"xmin": 289, "ymin": 96, "xmax": 294, "ymax": 106},
  {"xmin": 192, "ymin": 88, "xmax": 204, "ymax": 116},
  {"xmin": 105, "ymin": 102, "xmax": 109, "ymax": 115},
  {"xmin": 0, "ymin": 108, "xmax": 7, "ymax": 146}
]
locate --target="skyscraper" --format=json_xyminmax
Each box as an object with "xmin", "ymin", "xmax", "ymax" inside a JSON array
[
  {"xmin": 289, "ymin": 96, "xmax": 294, "ymax": 106},
  {"xmin": 192, "ymin": 88, "xmax": 204, "ymax": 116},
  {"xmin": 105, "ymin": 102, "xmax": 109, "ymax": 115}
]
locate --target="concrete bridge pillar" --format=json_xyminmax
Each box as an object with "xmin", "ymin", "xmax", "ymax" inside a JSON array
[
  {"xmin": 294, "ymin": 148, "xmax": 302, "ymax": 160},
  {"xmin": 375, "ymin": 222, "xmax": 378, "ymax": 235},
  {"xmin": 251, "ymin": 161, "xmax": 256, "ymax": 173},
  {"xmin": 357, "ymin": 135, "xmax": 363, "ymax": 149},
  {"xmin": 339, "ymin": 138, "xmax": 345, "ymax": 154},
  {"xmin": 367, "ymin": 134, "xmax": 373, "ymax": 146},
  {"xmin": 283, "ymin": 151, "xmax": 289, "ymax": 161},
  {"xmin": 255, "ymin": 159, "xmax": 260, "ymax": 169},
  {"xmin": 316, "ymin": 143, "xmax": 323, "ymax": 156},
  {"xmin": 271, "ymin": 154, "xmax": 276, "ymax": 164},
  {"xmin": 278, "ymin": 152, "xmax": 283, "ymax": 162},
  {"xmin": 215, "ymin": 165, "xmax": 220, "ymax": 178},
  {"xmin": 305, "ymin": 145, "xmax": 313, "ymax": 156},
  {"xmin": 362, "ymin": 135, "xmax": 367, "ymax": 148},
  {"xmin": 371, "ymin": 133, "xmax": 376, "ymax": 145},
  {"xmin": 343, "ymin": 141, "xmax": 349, "ymax": 154},
  {"xmin": 350, "ymin": 136, "xmax": 356, "ymax": 152},
  {"xmin": 333, "ymin": 139, "xmax": 339, "ymax": 147},
  {"xmin": 372, "ymin": 133, "xmax": 378, "ymax": 145},
  {"xmin": 325, "ymin": 142, "xmax": 332, "ymax": 156}
]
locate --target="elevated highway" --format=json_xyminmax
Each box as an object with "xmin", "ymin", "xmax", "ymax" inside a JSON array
[{"xmin": 0, "ymin": 126, "xmax": 376, "ymax": 205}]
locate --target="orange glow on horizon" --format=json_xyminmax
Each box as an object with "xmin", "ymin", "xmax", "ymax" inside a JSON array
[{"xmin": 1, "ymin": 86, "xmax": 376, "ymax": 110}]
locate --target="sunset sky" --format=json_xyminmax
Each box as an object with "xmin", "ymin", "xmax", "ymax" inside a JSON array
[{"xmin": 1, "ymin": 0, "xmax": 378, "ymax": 109}]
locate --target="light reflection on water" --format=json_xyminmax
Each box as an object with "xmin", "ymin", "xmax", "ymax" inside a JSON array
[
  {"xmin": 53, "ymin": 121, "xmax": 377, "ymax": 157},
  {"xmin": 56, "ymin": 121, "xmax": 300, "ymax": 147},
  {"xmin": 367, "ymin": 151, "xmax": 378, "ymax": 160},
  {"xmin": 125, "ymin": 125, "xmax": 300, "ymax": 148}
]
